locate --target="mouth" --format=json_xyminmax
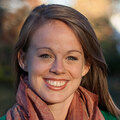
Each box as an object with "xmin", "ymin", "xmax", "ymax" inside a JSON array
[{"xmin": 43, "ymin": 78, "xmax": 69, "ymax": 91}]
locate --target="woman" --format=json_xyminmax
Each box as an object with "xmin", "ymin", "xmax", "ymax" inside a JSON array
[{"xmin": 0, "ymin": 4, "xmax": 120, "ymax": 120}]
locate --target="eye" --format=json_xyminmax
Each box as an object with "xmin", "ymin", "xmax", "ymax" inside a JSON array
[
  {"xmin": 67, "ymin": 56, "xmax": 78, "ymax": 61},
  {"xmin": 39, "ymin": 54, "xmax": 51, "ymax": 59}
]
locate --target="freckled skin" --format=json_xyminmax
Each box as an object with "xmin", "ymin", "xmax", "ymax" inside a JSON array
[{"xmin": 20, "ymin": 20, "xmax": 90, "ymax": 104}]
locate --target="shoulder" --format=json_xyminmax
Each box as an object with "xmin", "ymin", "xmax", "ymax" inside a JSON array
[
  {"xmin": 0, "ymin": 115, "xmax": 6, "ymax": 120},
  {"xmin": 101, "ymin": 110, "xmax": 118, "ymax": 120}
]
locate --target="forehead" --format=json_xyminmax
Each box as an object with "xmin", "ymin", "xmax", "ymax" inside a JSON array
[
  {"xmin": 31, "ymin": 20, "xmax": 77, "ymax": 38},
  {"xmin": 29, "ymin": 20, "xmax": 83, "ymax": 52}
]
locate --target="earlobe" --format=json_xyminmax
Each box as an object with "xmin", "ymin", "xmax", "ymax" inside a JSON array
[{"xmin": 18, "ymin": 50, "xmax": 28, "ymax": 72}]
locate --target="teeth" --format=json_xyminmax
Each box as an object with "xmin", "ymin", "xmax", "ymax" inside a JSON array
[{"xmin": 47, "ymin": 80, "xmax": 66, "ymax": 87}]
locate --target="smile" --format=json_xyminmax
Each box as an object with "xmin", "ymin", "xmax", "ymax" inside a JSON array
[
  {"xmin": 44, "ymin": 78, "xmax": 69, "ymax": 91},
  {"xmin": 47, "ymin": 80, "xmax": 66, "ymax": 86}
]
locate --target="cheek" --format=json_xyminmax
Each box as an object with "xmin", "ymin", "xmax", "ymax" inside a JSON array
[
  {"xmin": 27, "ymin": 59, "xmax": 48, "ymax": 93},
  {"xmin": 68, "ymin": 63, "xmax": 84, "ymax": 79},
  {"xmin": 27, "ymin": 58, "xmax": 51, "ymax": 75}
]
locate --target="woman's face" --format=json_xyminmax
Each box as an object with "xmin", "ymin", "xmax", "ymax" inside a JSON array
[{"xmin": 20, "ymin": 20, "xmax": 90, "ymax": 104}]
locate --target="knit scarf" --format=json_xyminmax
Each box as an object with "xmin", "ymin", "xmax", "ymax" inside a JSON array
[{"xmin": 6, "ymin": 76, "xmax": 105, "ymax": 120}]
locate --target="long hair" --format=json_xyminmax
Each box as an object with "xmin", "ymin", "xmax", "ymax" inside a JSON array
[{"xmin": 13, "ymin": 4, "xmax": 120, "ymax": 117}]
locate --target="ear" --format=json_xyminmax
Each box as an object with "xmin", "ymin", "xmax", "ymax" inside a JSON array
[
  {"xmin": 82, "ymin": 62, "xmax": 90, "ymax": 77},
  {"xmin": 18, "ymin": 50, "xmax": 28, "ymax": 72}
]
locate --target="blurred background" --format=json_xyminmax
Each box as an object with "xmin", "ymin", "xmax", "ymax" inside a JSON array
[{"xmin": 0, "ymin": 0, "xmax": 120, "ymax": 116}]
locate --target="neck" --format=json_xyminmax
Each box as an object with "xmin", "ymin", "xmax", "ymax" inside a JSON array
[{"xmin": 48, "ymin": 93, "xmax": 74, "ymax": 120}]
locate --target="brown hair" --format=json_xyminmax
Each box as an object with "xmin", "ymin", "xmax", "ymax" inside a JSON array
[{"xmin": 13, "ymin": 4, "xmax": 120, "ymax": 117}]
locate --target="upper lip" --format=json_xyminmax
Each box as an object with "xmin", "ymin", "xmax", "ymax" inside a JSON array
[{"xmin": 44, "ymin": 78, "xmax": 68, "ymax": 81}]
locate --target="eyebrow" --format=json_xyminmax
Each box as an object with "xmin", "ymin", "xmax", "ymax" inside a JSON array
[
  {"xmin": 36, "ymin": 47, "xmax": 53, "ymax": 51},
  {"xmin": 67, "ymin": 50, "xmax": 82, "ymax": 55},
  {"xmin": 36, "ymin": 47, "xmax": 82, "ymax": 54}
]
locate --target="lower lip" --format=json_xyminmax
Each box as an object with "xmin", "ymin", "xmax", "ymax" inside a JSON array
[{"xmin": 44, "ymin": 79, "xmax": 68, "ymax": 91}]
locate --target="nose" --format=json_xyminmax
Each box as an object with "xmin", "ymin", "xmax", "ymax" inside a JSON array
[{"xmin": 50, "ymin": 58, "xmax": 65, "ymax": 74}]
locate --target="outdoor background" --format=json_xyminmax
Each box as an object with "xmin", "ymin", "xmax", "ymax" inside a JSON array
[{"xmin": 0, "ymin": 0, "xmax": 120, "ymax": 116}]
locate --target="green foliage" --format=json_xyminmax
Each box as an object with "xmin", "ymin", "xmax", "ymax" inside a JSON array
[
  {"xmin": 0, "ymin": 64, "xmax": 13, "ymax": 82},
  {"xmin": 0, "ymin": 82, "xmax": 15, "ymax": 116},
  {"xmin": 100, "ymin": 39, "xmax": 120, "ymax": 75},
  {"xmin": 0, "ymin": 45, "xmax": 14, "ymax": 83},
  {"xmin": 0, "ymin": 45, "xmax": 15, "ymax": 116}
]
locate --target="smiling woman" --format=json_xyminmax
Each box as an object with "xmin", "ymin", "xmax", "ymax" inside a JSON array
[
  {"xmin": 18, "ymin": 20, "xmax": 89, "ymax": 105},
  {"xmin": 0, "ymin": 4, "xmax": 120, "ymax": 120}
]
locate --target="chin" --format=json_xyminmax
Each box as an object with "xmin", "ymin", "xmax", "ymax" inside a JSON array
[
  {"xmin": 42, "ymin": 95, "xmax": 67, "ymax": 104},
  {"xmin": 41, "ymin": 92, "xmax": 74, "ymax": 105}
]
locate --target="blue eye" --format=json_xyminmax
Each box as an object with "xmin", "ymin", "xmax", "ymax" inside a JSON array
[
  {"xmin": 39, "ymin": 54, "xmax": 51, "ymax": 58},
  {"xmin": 67, "ymin": 56, "xmax": 78, "ymax": 61}
]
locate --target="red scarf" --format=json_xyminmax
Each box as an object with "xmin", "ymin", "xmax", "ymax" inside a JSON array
[{"xmin": 6, "ymin": 76, "xmax": 105, "ymax": 120}]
